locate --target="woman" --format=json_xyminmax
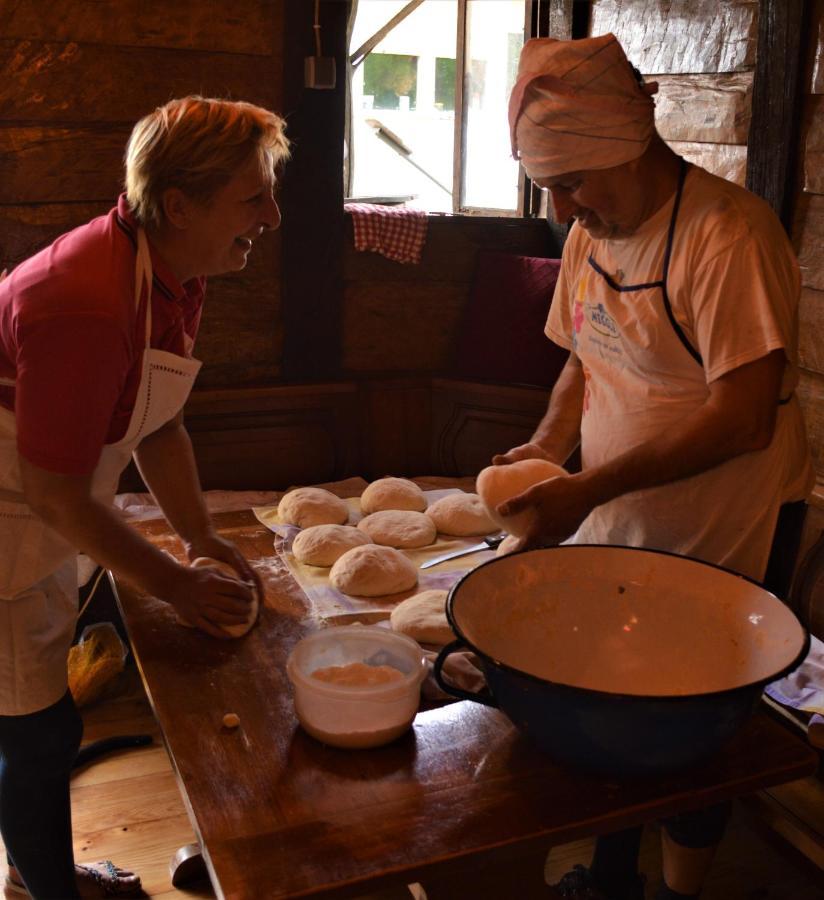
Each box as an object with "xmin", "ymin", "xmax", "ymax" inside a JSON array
[{"xmin": 0, "ymin": 96, "xmax": 289, "ymax": 898}]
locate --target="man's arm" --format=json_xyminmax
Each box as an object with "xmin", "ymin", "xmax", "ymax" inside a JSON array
[
  {"xmin": 500, "ymin": 349, "xmax": 786, "ymax": 545},
  {"xmin": 132, "ymin": 411, "xmax": 262, "ymax": 593},
  {"xmin": 493, "ymin": 351, "xmax": 584, "ymax": 467}
]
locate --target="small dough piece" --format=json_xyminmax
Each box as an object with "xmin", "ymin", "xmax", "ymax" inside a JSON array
[
  {"xmin": 476, "ymin": 458, "xmax": 568, "ymax": 537},
  {"xmin": 292, "ymin": 524, "xmax": 371, "ymax": 567},
  {"xmin": 427, "ymin": 492, "xmax": 497, "ymax": 536},
  {"xmin": 278, "ymin": 487, "xmax": 349, "ymax": 528},
  {"xmin": 360, "ymin": 477, "xmax": 427, "ymax": 514},
  {"xmin": 190, "ymin": 557, "xmax": 260, "ymax": 638},
  {"xmin": 358, "ymin": 510, "xmax": 437, "ymax": 549},
  {"xmin": 390, "ymin": 589, "xmax": 454, "ymax": 646},
  {"xmin": 222, "ymin": 713, "xmax": 241, "ymax": 729},
  {"xmin": 496, "ymin": 534, "xmax": 521, "ymax": 556},
  {"xmin": 330, "ymin": 544, "xmax": 418, "ymax": 597}
]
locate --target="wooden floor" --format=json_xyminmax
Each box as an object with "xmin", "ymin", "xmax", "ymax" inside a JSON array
[{"xmin": 2, "ymin": 664, "xmax": 822, "ymax": 900}]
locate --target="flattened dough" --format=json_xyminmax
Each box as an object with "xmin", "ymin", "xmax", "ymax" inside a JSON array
[
  {"xmin": 426, "ymin": 492, "xmax": 497, "ymax": 536},
  {"xmin": 390, "ymin": 589, "xmax": 454, "ymax": 646},
  {"xmin": 476, "ymin": 458, "xmax": 568, "ymax": 537},
  {"xmin": 278, "ymin": 487, "xmax": 349, "ymax": 528},
  {"xmin": 360, "ymin": 477, "xmax": 427, "ymax": 514},
  {"xmin": 329, "ymin": 544, "xmax": 418, "ymax": 597},
  {"xmin": 190, "ymin": 557, "xmax": 260, "ymax": 638},
  {"xmin": 357, "ymin": 510, "xmax": 437, "ymax": 549},
  {"xmin": 291, "ymin": 524, "xmax": 371, "ymax": 567}
]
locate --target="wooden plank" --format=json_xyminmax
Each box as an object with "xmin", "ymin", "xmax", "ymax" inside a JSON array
[
  {"xmin": 0, "ymin": 39, "xmax": 279, "ymax": 124},
  {"xmin": 797, "ymin": 368, "xmax": 824, "ymax": 477},
  {"xmin": 653, "ymin": 73, "xmax": 753, "ymax": 144},
  {"xmin": 802, "ymin": 95, "xmax": 824, "ymax": 195},
  {"xmin": 2, "ymin": 0, "xmax": 279, "ymax": 56},
  {"xmin": 794, "ymin": 193, "xmax": 824, "ymax": 291},
  {"xmin": 589, "ymin": 0, "xmax": 758, "ymax": 74},
  {"xmin": 746, "ymin": 0, "xmax": 806, "ymax": 229},
  {"xmin": 342, "ymin": 281, "xmax": 469, "ymax": 372},
  {"xmin": 0, "ymin": 202, "xmax": 111, "ymax": 271},
  {"xmin": 0, "ymin": 125, "xmax": 130, "ymax": 204},
  {"xmin": 812, "ymin": 0, "xmax": 824, "ymax": 94},
  {"xmin": 799, "ymin": 287, "xmax": 824, "ymax": 376},
  {"xmin": 666, "ymin": 140, "xmax": 747, "ymax": 185}
]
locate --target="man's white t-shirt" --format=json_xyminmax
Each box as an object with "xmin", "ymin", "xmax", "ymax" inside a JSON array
[{"xmin": 546, "ymin": 163, "xmax": 813, "ymax": 581}]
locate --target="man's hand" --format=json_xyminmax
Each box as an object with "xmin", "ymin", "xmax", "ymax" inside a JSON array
[
  {"xmin": 491, "ymin": 442, "xmax": 552, "ymax": 466},
  {"xmin": 497, "ymin": 473, "xmax": 597, "ymax": 551}
]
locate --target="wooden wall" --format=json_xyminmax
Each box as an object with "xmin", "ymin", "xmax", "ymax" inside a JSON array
[
  {"xmin": 794, "ymin": 0, "xmax": 824, "ymax": 491},
  {"xmin": 0, "ymin": 0, "xmax": 286, "ymax": 389},
  {"xmin": 590, "ymin": 0, "xmax": 756, "ymax": 185}
]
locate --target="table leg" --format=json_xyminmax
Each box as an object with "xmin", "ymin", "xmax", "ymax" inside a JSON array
[
  {"xmin": 170, "ymin": 843, "xmax": 209, "ymax": 888},
  {"xmin": 420, "ymin": 849, "xmax": 556, "ymax": 899}
]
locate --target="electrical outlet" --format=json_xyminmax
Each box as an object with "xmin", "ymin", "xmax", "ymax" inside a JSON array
[{"xmin": 304, "ymin": 56, "xmax": 336, "ymax": 90}]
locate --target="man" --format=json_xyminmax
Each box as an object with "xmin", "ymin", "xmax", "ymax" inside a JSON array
[
  {"xmin": 497, "ymin": 34, "xmax": 813, "ymax": 900},
  {"xmin": 0, "ymin": 96, "xmax": 288, "ymax": 898}
]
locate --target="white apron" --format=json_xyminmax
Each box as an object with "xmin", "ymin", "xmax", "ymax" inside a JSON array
[
  {"xmin": 569, "ymin": 160, "xmax": 813, "ymax": 581},
  {"xmin": 0, "ymin": 228, "xmax": 201, "ymax": 713}
]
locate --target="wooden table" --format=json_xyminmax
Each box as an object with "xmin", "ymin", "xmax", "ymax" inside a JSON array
[{"xmin": 110, "ymin": 509, "xmax": 818, "ymax": 900}]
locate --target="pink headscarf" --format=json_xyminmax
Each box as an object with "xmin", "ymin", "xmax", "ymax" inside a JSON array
[{"xmin": 509, "ymin": 34, "xmax": 657, "ymax": 179}]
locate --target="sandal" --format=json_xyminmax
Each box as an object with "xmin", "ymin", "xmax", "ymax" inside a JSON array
[{"xmin": 6, "ymin": 860, "xmax": 142, "ymax": 898}]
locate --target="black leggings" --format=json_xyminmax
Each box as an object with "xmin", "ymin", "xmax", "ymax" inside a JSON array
[{"xmin": 0, "ymin": 690, "xmax": 83, "ymax": 899}]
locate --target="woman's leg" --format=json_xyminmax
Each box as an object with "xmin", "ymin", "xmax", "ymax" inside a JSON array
[{"xmin": 0, "ymin": 689, "xmax": 83, "ymax": 899}]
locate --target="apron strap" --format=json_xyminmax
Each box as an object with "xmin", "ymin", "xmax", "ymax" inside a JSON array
[{"xmin": 135, "ymin": 228, "xmax": 153, "ymax": 349}]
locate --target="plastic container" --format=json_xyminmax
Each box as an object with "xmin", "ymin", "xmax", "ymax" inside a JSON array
[{"xmin": 286, "ymin": 625, "xmax": 427, "ymax": 749}]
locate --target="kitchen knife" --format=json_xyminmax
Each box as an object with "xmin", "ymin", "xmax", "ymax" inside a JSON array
[{"xmin": 420, "ymin": 534, "xmax": 505, "ymax": 569}]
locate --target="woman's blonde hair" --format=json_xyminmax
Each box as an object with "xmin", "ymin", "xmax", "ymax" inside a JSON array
[{"xmin": 125, "ymin": 96, "xmax": 290, "ymax": 227}]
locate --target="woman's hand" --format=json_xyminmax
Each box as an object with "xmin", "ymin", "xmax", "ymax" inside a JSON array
[
  {"xmin": 184, "ymin": 530, "xmax": 265, "ymax": 600},
  {"xmin": 168, "ymin": 563, "xmax": 257, "ymax": 639}
]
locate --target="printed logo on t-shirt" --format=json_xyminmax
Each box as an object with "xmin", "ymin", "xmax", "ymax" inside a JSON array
[{"xmin": 586, "ymin": 302, "xmax": 619, "ymax": 338}]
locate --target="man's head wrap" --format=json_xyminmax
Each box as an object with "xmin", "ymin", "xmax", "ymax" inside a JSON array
[{"xmin": 508, "ymin": 33, "xmax": 657, "ymax": 179}]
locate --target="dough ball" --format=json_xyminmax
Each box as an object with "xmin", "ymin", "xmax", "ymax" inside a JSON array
[
  {"xmin": 190, "ymin": 557, "xmax": 260, "ymax": 638},
  {"xmin": 291, "ymin": 524, "xmax": 371, "ymax": 567},
  {"xmin": 390, "ymin": 589, "xmax": 454, "ymax": 646},
  {"xmin": 277, "ymin": 487, "xmax": 349, "ymax": 528},
  {"xmin": 357, "ymin": 510, "xmax": 437, "ymax": 549},
  {"xmin": 360, "ymin": 477, "xmax": 427, "ymax": 514},
  {"xmin": 329, "ymin": 545, "xmax": 418, "ymax": 597},
  {"xmin": 496, "ymin": 534, "xmax": 521, "ymax": 556},
  {"xmin": 476, "ymin": 458, "xmax": 568, "ymax": 537},
  {"xmin": 426, "ymin": 492, "xmax": 497, "ymax": 536}
]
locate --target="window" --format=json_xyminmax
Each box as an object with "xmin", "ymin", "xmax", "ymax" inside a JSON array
[{"xmin": 346, "ymin": 0, "xmax": 530, "ymax": 215}]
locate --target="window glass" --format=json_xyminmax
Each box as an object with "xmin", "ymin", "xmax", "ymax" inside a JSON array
[
  {"xmin": 462, "ymin": 0, "xmax": 525, "ymax": 211},
  {"xmin": 349, "ymin": 1, "xmax": 457, "ymax": 211}
]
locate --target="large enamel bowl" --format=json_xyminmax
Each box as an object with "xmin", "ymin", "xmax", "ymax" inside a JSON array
[{"xmin": 434, "ymin": 545, "xmax": 809, "ymax": 775}]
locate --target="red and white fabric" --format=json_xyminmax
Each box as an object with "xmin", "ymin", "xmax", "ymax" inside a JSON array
[{"xmin": 347, "ymin": 203, "xmax": 428, "ymax": 265}]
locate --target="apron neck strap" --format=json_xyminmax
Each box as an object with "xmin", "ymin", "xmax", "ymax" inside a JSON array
[{"xmin": 135, "ymin": 228, "xmax": 153, "ymax": 348}]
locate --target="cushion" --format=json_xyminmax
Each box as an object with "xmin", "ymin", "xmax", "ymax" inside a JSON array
[{"xmin": 450, "ymin": 251, "xmax": 567, "ymax": 389}]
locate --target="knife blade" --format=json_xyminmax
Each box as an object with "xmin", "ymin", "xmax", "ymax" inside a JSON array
[{"xmin": 420, "ymin": 534, "xmax": 505, "ymax": 569}]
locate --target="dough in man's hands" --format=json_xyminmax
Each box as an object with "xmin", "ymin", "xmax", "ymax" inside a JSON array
[
  {"xmin": 360, "ymin": 477, "xmax": 427, "ymax": 514},
  {"xmin": 476, "ymin": 458, "xmax": 568, "ymax": 537},
  {"xmin": 390, "ymin": 589, "xmax": 454, "ymax": 646},
  {"xmin": 291, "ymin": 524, "xmax": 371, "ymax": 567},
  {"xmin": 357, "ymin": 510, "xmax": 437, "ymax": 549},
  {"xmin": 190, "ymin": 557, "xmax": 260, "ymax": 637},
  {"xmin": 278, "ymin": 487, "xmax": 349, "ymax": 528},
  {"xmin": 426, "ymin": 492, "xmax": 497, "ymax": 536},
  {"xmin": 330, "ymin": 544, "xmax": 418, "ymax": 597}
]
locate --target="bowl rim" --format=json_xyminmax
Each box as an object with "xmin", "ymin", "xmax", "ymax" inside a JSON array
[
  {"xmin": 445, "ymin": 543, "xmax": 811, "ymax": 701},
  {"xmin": 286, "ymin": 624, "xmax": 428, "ymax": 697}
]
